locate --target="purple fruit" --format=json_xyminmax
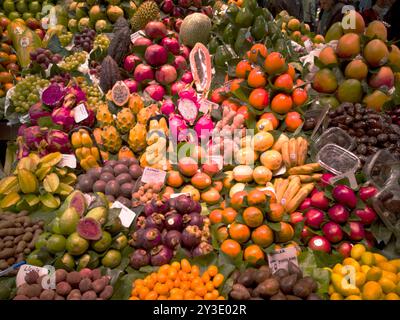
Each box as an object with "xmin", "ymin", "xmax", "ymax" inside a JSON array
[
  {"xmin": 192, "ymin": 242, "xmax": 213, "ymax": 257},
  {"xmin": 150, "ymin": 245, "xmax": 173, "ymax": 266},
  {"xmin": 328, "ymin": 204, "xmax": 349, "ymax": 224},
  {"xmin": 163, "ymin": 230, "xmax": 182, "ymax": 249},
  {"xmin": 145, "ymin": 213, "xmax": 165, "ymax": 231},
  {"xmin": 181, "ymin": 225, "xmax": 202, "ymax": 248},
  {"xmin": 144, "ymin": 202, "xmax": 154, "ymax": 217},
  {"xmin": 130, "ymin": 249, "xmax": 150, "ymax": 269},
  {"xmin": 46, "ymin": 129, "xmax": 71, "ymax": 153},
  {"xmin": 29, "ymin": 102, "xmax": 51, "ymax": 125},
  {"xmin": 162, "ymin": 0, "xmax": 174, "ymax": 13},
  {"xmin": 183, "ymin": 213, "xmax": 204, "ymax": 228},
  {"xmin": 141, "ymin": 228, "xmax": 162, "ymax": 249},
  {"xmin": 189, "ymin": 201, "xmax": 201, "ymax": 214},
  {"xmin": 175, "ymin": 195, "xmax": 192, "ymax": 214}
]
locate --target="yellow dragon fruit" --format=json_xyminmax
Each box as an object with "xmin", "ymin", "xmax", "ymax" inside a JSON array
[
  {"xmin": 101, "ymin": 126, "xmax": 122, "ymax": 154},
  {"xmin": 96, "ymin": 104, "xmax": 115, "ymax": 127},
  {"xmin": 116, "ymin": 108, "xmax": 135, "ymax": 134},
  {"xmin": 128, "ymin": 123, "xmax": 147, "ymax": 153}
]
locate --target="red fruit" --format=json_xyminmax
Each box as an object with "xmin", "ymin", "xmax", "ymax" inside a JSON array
[
  {"xmin": 290, "ymin": 212, "xmax": 304, "ymax": 224},
  {"xmin": 124, "ymin": 54, "xmax": 140, "ymax": 72},
  {"xmin": 354, "ymin": 206, "xmax": 377, "ymax": 225},
  {"xmin": 337, "ymin": 242, "xmax": 353, "ymax": 258},
  {"xmin": 123, "ymin": 79, "xmax": 138, "ymax": 93},
  {"xmin": 348, "ymin": 221, "xmax": 365, "ymax": 241},
  {"xmin": 305, "ymin": 208, "xmax": 325, "ymax": 229},
  {"xmin": 210, "ymin": 87, "xmax": 226, "ymax": 104},
  {"xmin": 144, "ymin": 84, "xmax": 166, "ymax": 101},
  {"xmin": 155, "ymin": 64, "xmax": 178, "ymax": 85},
  {"xmin": 328, "ymin": 204, "xmax": 349, "ymax": 224},
  {"xmin": 133, "ymin": 64, "xmax": 154, "ymax": 83},
  {"xmin": 173, "ymin": 55, "xmax": 188, "ymax": 71},
  {"xmin": 145, "ymin": 21, "xmax": 168, "ymax": 40},
  {"xmin": 178, "ymin": 0, "xmax": 192, "ymax": 8},
  {"xmin": 161, "ymin": 37, "xmax": 180, "ymax": 55},
  {"xmin": 35, "ymin": 29, "xmax": 45, "ymax": 40},
  {"xmin": 311, "ymin": 191, "xmax": 330, "ymax": 210},
  {"xmin": 145, "ymin": 45, "xmax": 168, "ymax": 67},
  {"xmin": 322, "ymin": 222, "xmax": 343, "ymax": 243},
  {"xmin": 180, "ymin": 45, "xmax": 190, "ymax": 59},
  {"xmin": 301, "ymin": 226, "xmax": 313, "ymax": 243},
  {"xmin": 162, "ymin": 0, "xmax": 174, "ymax": 13},
  {"xmin": 359, "ymin": 186, "xmax": 378, "ymax": 202},
  {"xmin": 308, "ymin": 236, "xmax": 331, "ymax": 253},
  {"xmin": 332, "ymin": 185, "xmax": 357, "ymax": 208},
  {"xmin": 299, "ymin": 198, "xmax": 312, "ymax": 211},
  {"xmin": 132, "ymin": 37, "xmax": 152, "ymax": 48},
  {"xmin": 181, "ymin": 71, "xmax": 193, "ymax": 84},
  {"xmin": 202, "ymin": 161, "xmax": 220, "ymax": 177},
  {"xmin": 320, "ymin": 173, "xmax": 335, "ymax": 187},
  {"xmin": 171, "ymin": 81, "xmax": 186, "ymax": 95}
]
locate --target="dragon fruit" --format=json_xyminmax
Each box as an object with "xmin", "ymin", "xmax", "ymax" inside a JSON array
[
  {"xmin": 51, "ymin": 107, "xmax": 75, "ymax": 131},
  {"xmin": 169, "ymin": 113, "xmax": 188, "ymax": 142},
  {"xmin": 178, "ymin": 98, "xmax": 198, "ymax": 124},
  {"xmin": 41, "ymin": 83, "xmax": 65, "ymax": 107},
  {"xmin": 79, "ymin": 107, "xmax": 95, "ymax": 127},
  {"xmin": 23, "ymin": 126, "xmax": 44, "ymax": 149},
  {"xmin": 29, "ymin": 103, "xmax": 51, "ymax": 125},
  {"xmin": 17, "ymin": 124, "xmax": 28, "ymax": 137},
  {"xmin": 46, "ymin": 129, "xmax": 71, "ymax": 153},
  {"xmin": 194, "ymin": 114, "xmax": 214, "ymax": 141},
  {"xmin": 16, "ymin": 138, "xmax": 30, "ymax": 159},
  {"xmin": 161, "ymin": 100, "xmax": 175, "ymax": 116},
  {"xmin": 68, "ymin": 85, "xmax": 86, "ymax": 104}
]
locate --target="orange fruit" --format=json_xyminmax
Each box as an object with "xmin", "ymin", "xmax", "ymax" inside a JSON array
[
  {"xmin": 251, "ymin": 225, "xmax": 274, "ymax": 247},
  {"xmin": 230, "ymin": 78, "xmax": 244, "ymax": 92},
  {"xmin": 285, "ymin": 111, "xmax": 303, "ymax": 132},
  {"xmin": 243, "ymin": 207, "xmax": 264, "ymax": 228},
  {"xmin": 222, "ymin": 207, "xmax": 238, "ymax": 224},
  {"xmin": 0, "ymin": 43, "xmax": 11, "ymax": 54},
  {"xmin": 275, "ymin": 222, "xmax": 294, "ymax": 243},
  {"xmin": 220, "ymin": 239, "xmax": 242, "ymax": 259},
  {"xmin": 247, "ymin": 189, "xmax": 267, "ymax": 206},
  {"xmin": 244, "ymin": 244, "xmax": 265, "ymax": 264},
  {"xmin": 213, "ymin": 180, "xmax": 223, "ymax": 192},
  {"xmin": 288, "ymin": 18, "xmax": 301, "ymax": 31},
  {"xmin": 216, "ymin": 226, "xmax": 229, "ymax": 242},
  {"xmin": 166, "ymin": 170, "xmax": 184, "ymax": 188},
  {"xmin": 222, "ymin": 98, "xmax": 240, "ymax": 112},
  {"xmin": 211, "ymin": 87, "xmax": 226, "ymax": 104},
  {"xmin": 271, "ymin": 93, "xmax": 293, "ymax": 114},
  {"xmin": 4, "ymin": 83, "xmax": 13, "ymax": 91},
  {"xmin": 287, "ymin": 64, "xmax": 296, "ymax": 80},
  {"xmin": 8, "ymin": 54, "xmax": 17, "ymax": 64},
  {"xmin": 247, "ymin": 43, "xmax": 268, "ymax": 62},
  {"xmin": 247, "ymin": 68, "xmax": 267, "ymax": 88},
  {"xmin": 229, "ymin": 222, "xmax": 251, "ymax": 243},
  {"xmin": 230, "ymin": 191, "xmax": 247, "ymax": 209},
  {"xmin": 292, "ymin": 87, "xmax": 308, "ymax": 106},
  {"xmin": 209, "ymin": 209, "xmax": 223, "ymax": 224},
  {"xmin": 237, "ymin": 105, "xmax": 249, "ymax": 120},
  {"xmin": 274, "ymin": 73, "xmax": 293, "ymax": 91},
  {"xmin": 266, "ymin": 203, "xmax": 285, "ymax": 222},
  {"xmin": 0, "ymin": 52, "xmax": 10, "ymax": 66},
  {"xmin": 260, "ymin": 112, "xmax": 279, "ymax": 129},
  {"xmin": 236, "ymin": 60, "xmax": 253, "ymax": 78},
  {"xmin": 264, "ymin": 52, "xmax": 286, "ymax": 75},
  {"xmin": 249, "ymin": 88, "xmax": 269, "ymax": 110}
]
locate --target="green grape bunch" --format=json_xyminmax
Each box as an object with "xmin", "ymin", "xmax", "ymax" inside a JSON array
[
  {"xmin": 59, "ymin": 32, "xmax": 73, "ymax": 47},
  {"xmin": 94, "ymin": 34, "xmax": 110, "ymax": 51},
  {"xmin": 59, "ymin": 51, "xmax": 88, "ymax": 71}
]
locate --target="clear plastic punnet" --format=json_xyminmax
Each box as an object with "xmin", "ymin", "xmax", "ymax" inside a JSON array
[
  {"xmin": 316, "ymin": 143, "xmax": 361, "ymax": 189},
  {"xmin": 372, "ymin": 182, "xmax": 400, "ymax": 240},
  {"xmin": 362, "ymin": 149, "xmax": 400, "ymax": 189},
  {"xmin": 313, "ymin": 127, "xmax": 356, "ymax": 152}
]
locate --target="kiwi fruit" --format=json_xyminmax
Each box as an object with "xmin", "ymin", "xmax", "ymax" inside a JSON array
[
  {"xmin": 114, "ymin": 164, "xmax": 129, "ymax": 176},
  {"xmin": 302, "ymin": 276, "xmax": 318, "ymax": 293},
  {"xmin": 93, "ymin": 180, "xmax": 107, "ymax": 193},
  {"xmin": 307, "ymin": 293, "xmax": 322, "ymax": 300},
  {"xmin": 273, "ymin": 268, "xmax": 289, "ymax": 279},
  {"xmin": 237, "ymin": 268, "xmax": 256, "ymax": 287},
  {"xmin": 288, "ymin": 261, "xmax": 303, "ymax": 280},
  {"xmin": 116, "ymin": 173, "xmax": 132, "ymax": 185},
  {"xmin": 100, "ymin": 172, "xmax": 114, "ymax": 183},
  {"xmin": 254, "ymin": 269, "xmax": 271, "ymax": 284},
  {"xmin": 286, "ymin": 294, "xmax": 302, "ymax": 300},
  {"xmin": 270, "ymin": 292, "xmax": 287, "ymax": 300},
  {"xmin": 255, "ymin": 278, "xmax": 280, "ymax": 298},
  {"xmin": 129, "ymin": 164, "xmax": 142, "ymax": 179},
  {"xmin": 105, "ymin": 181, "xmax": 120, "ymax": 196}
]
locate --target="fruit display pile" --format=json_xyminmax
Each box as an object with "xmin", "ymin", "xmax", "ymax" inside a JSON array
[{"xmin": 0, "ymin": 0, "xmax": 400, "ymax": 301}]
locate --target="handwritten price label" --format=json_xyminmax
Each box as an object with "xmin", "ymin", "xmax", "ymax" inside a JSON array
[
  {"xmin": 73, "ymin": 103, "xmax": 89, "ymax": 123},
  {"xmin": 141, "ymin": 167, "xmax": 166, "ymax": 184},
  {"xmin": 267, "ymin": 247, "xmax": 298, "ymax": 274}
]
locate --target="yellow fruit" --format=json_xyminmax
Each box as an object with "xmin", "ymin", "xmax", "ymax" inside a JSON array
[
  {"xmin": 361, "ymin": 265, "xmax": 371, "ymax": 274},
  {"xmin": 373, "ymin": 253, "xmax": 388, "ymax": 264},
  {"xmin": 355, "ymin": 272, "xmax": 366, "ymax": 287},
  {"xmin": 398, "ymin": 272, "xmax": 400, "ymax": 283},
  {"xmin": 331, "ymin": 273, "xmax": 360, "ymax": 297},
  {"xmin": 362, "ymin": 281, "xmax": 383, "ymax": 300},
  {"xmin": 366, "ymin": 267, "xmax": 382, "ymax": 281},
  {"xmin": 382, "ymin": 271, "xmax": 398, "ymax": 284},
  {"xmin": 396, "ymin": 282, "xmax": 400, "ymax": 295},
  {"xmin": 333, "ymin": 263, "xmax": 343, "ymax": 274},
  {"xmin": 378, "ymin": 262, "xmax": 397, "ymax": 274},
  {"xmin": 385, "ymin": 293, "xmax": 400, "ymax": 300},
  {"xmin": 343, "ymin": 257, "xmax": 361, "ymax": 272},
  {"xmin": 351, "ymin": 244, "xmax": 366, "ymax": 260},
  {"xmin": 328, "ymin": 284, "xmax": 335, "ymax": 295},
  {"xmin": 361, "ymin": 252, "xmax": 375, "ymax": 266},
  {"xmin": 345, "ymin": 295, "xmax": 361, "ymax": 300},
  {"xmin": 330, "ymin": 292, "xmax": 343, "ymax": 300},
  {"xmin": 379, "ymin": 277, "xmax": 396, "ymax": 294},
  {"xmin": 390, "ymin": 259, "xmax": 400, "ymax": 272}
]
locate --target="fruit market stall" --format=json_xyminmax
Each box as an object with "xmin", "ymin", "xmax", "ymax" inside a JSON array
[{"xmin": 0, "ymin": 0, "xmax": 400, "ymax": 301}]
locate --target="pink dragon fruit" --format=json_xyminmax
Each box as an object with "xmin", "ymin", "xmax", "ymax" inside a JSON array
[
  {"xmin": 194, "ymin": 114, "xmax": 214, "ymax": 141},
  {"xmin": 171, "ymin": 81, "xmax": 186, "ymax": 96},
  {"xmin": 51, "ymin": 107, "xmax": 75, "ymax": 132},
  {"xmin": 46, "ymin": 129, "xmax": 71, "ymax": 153},
  {"xmin": 41, "ymin": 83, "xmax": 65, "ymax": 107},
  {"xmin": 17, "ymin": 124, "xmax": 28, "ymax": 137},
  {"xmin": 23, "ymin": 126, "xmax": 44, "ymax": 149},
  {"xmin": 29, "ymin": 102, "xmax": 51, "ymax": 125},
  {"xmin": 69, "ymin": 85, "xmax": 87, "ymax": 104},
  {"xmin": 79, "ymin": 107, "xmax": 95, "ymax": 127},
  {"xmin": 160, "ymin": 100, "xmax": 175, "ymax": 116},
  {"xmin": 169, "ymin": 113, "xmax": 188, "ymax": 142}
]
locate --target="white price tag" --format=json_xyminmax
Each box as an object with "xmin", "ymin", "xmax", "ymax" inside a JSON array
[
  {"xmin": 73, "ymin": 103, "xmax": 89, "ymax": 123},
  {"xmin": 267, "ymin": 247, "xmax": 298, "ymax": 274},
  {"xmin": 170, "ymin": 192, "xmax": 191, "ymax": 199},
  {"xmin": 16, "ymin": 265, "xmax": 50, "ymax": 288},
  {"xmin": 58, "ymin": 154, "xmax": 77, "ymax": 169},
  {"xmin": 111, "ymin": 201, "xmax": 137, "ymax": 228},
  {"xmin": 130, "ymin": 31, "xmax": 144, "ymax": 44},
  {"xmin": 141, "ymin": 167, "xmax": 166, "ymax": 184}
]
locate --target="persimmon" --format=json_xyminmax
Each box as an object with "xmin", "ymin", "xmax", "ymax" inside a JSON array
[
  {"xmin": 243, "ymin": 207, "xmax": 264, "ymax": 228},
  {"xmin": 275, "ymin": 222, "xmax": 294, "ymax": 243},
  {"xmin": 266, "ymin": 203, "xmax": 285, "ymax": 222},
  {"xmin": 285, "ymin": 111, "xmax": 303, "ymax": 132},
  {"xmin": 209, "ymin": 209, "xmax": 223, "ymax": 224},
  {"xmin": 229, "ymin": 222, "xmax": 251, "ymax": 243},
  {"xmin": 166, "ymin": 170, "xmax": 184, "ymax": 188},
  {"xmin": 220, "ymin": 239, "xmax": 242, "ymax": 258},
  {"xmin": 247, "ymin": 68, "xmax": 267, "ymax": 88},
  {"xmin": 251, "ymin": 225, "xmax": 274, "ymax": 247},
  {"xmin": 260, "ymin": 112, "xmax": 279, "ymax": 129},
  {"xmin": 236, "ymin": 59, "xmax": 252, "ymax": 78},
  {"xmin": 264, "ymin": 52, "xmax": 286, "ymax": 75},
  {"xmin": 292, "ymin": 87, "xmax": 308, "ymax": 106},
  {"xmin": 230, "ymin": 191, "xmax": 247, "ymax": 209},
  {"xmin": 247, "ymin": 189, "xmax": 267, "ymax": 206},
  {"xmin": 247, "ymin": 43, "xmax": 268, "ymax": 62},
  {"xmin": 287, "ymin": 64, "xmax": 296, "ymax": 80},
  {"xmin": 211, "ymin": 87, "xmax": 226, "ymax": 104},
  {"xmin": 230, "ymin": 78, "xmax": 244, "ymax": 92},
  {"xmin": 249, "ymin": 88, "xmax": 269, "ymax": 110},
  {"xmin": 271, "ymin": 93, "xmax": 293, "ymax": 114},
  {"xmin": 244, "ymin": 244, "xmax": 265, "ymax": 264},
  {"xmin": 274, "ymin": 73, "xmax": 294, "ymax": 91}
]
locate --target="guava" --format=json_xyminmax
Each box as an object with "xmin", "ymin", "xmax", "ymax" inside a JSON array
[{"xmin": 66, "ymin": 232, "xmax": 89, "ymax": 256}]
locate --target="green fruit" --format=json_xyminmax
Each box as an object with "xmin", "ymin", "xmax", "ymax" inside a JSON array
[
  {"xmin": 8, "ymin": 12, "xmax": 21, "ymax": 20},
  {"xmin": 47, "ymin": 234, "xmax": 67, "ymax": 254},
  {"xmin": 234, "ymin": 28, "xmax": 252, "ymax": 56},
  {"xmin": 337, "ymin": 79, "xmax": 362, "ymax": 103},
  {"xmin": 75, "ymin": 6, "xmax": 87, "ymax": 20},
  {"xmin": 91, "ymin": 231, "xmax": 112, "ymax": 252},
  {"xmin": 28, "ymin": 1, "xmax": 41, "ymax": 14},
  {"xmin": 22, "ymin": 12, "xmax": 33, "ymax": 20},
  {"xmin": 55, "ymin": 253, "xmax": 75, "ymax": 271},
  {"xmin": 235, "ymin": 7, "xmax": 254, "ymax": 28},
  {"xmin": 106, "ymin": 5, "xmax": 124, "ymax": 23},
  {"xmin": 113, "ymin": 234, "xmax": 128, "ymax": 250},
  {"xmin": 325, "ymin": 22, "xmax": 344, "ymax": 42},
  {"xmin": 66, "ymin": 232, "xmax": 89, "ymax": 256},
  {"xmin": 86, "ymin": 206, "xmax": 108, "ymax": 225},
  {"xmin": 223, "ymin": 23, "xmax": 238, "ymax": 46},
  {"xmin": 16, "ymin": 1, "xmax": 28, "ymax": 14},
  {"xmin": 251, "ymin": 15, "xmax": 268, "ymax": 40},
  {"xmin": 208, "ymin": 37, "xmax": 219, "ymax": 54},
  {"xmin": 101, "ymin": 249, "xmax": 121, "ymax": 268},
  {"xmin": 35, "ymin": 232, "xmax": 52, "ymax": 250},
  {"xmin": 214, "ymin": 45, "xmax": 232, "ymax": 68},
  {"xmin": 226, "ymin": 3, "xmax": 239, "ymax": 19},
  {"xmin": 26, "ymin": 250, "xmax": 44, "ymax": 267},
  {"xmin": 3, "ymin": 0, "xmax": 15, "ymax": 14},
  {"xmin": 0, "ymin": 285, "xmax": 11, "ymax": 300},
  {"xmin": 59, "ymin": 207, "xmax": 80, "ymax": 235},
  {"xmin": 319, "ymin": 96, "xmax": 340, "ymax": 109}
]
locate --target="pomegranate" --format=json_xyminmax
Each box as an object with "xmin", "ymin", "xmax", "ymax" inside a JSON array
[
  {"xmin": 132, "ymin": 37, "xmax": 152, "ymax": 48},
  {"xmin": 145, "ymin": 21, "xmax": 168, "ymax": 40},
  {"xmin": 320, "ymin": 173, "xmax": 335, "ymax": 187},
  {"xmin": 337, "ymin": 242, "xmax": 353, "ymax": 258},
  {"xmin": 134, "ymin": 64, "xmax": 154, "ymax": 83},
  {"xmin": 162, "ymin": 0, "xmax": 174, "ymax": 13},
  {"xmin": 299, "ymin": 198, "xmax": 312, "ymax": 211},
  {"xmin": 305, "ymin": 208, "xmax": 325, "ymax": 229},
  {"xmin": 322, "ymin": 222, "xmax": 343, "ymax": 243},
  {"xmin": 354, "ymin": 206, "xmax": 377, "ymax": 225},
  {"xmin": 173, "ymin": 55, "xmax": 188, "ymax": 71},
  {"xmin": 161, "ymin": 37, "xmax": 180, "ymax": 55},
  {"xmin": 171, "ymin": 81, "xmax": 186, "ymax": 95},
  {"xmin": 308, "ymin": 236, "xmax": 331, "ymax": 253},
  {"xmin": 332, "ymin": 185, "xmax": 357, "ymax": 208},
  {"xmin": 178, "ymin": 0, "xmax": 192, "ymax": 8},
  {"xmin": 359, "ymin": 186, "xmax": 378, "ymax": 202},
  {"xmin": 328, "ymin": 204, "xmax": 349, "ymax": 224},
  {"xmin": 124, "ymin": 79, "xmax": 138, "ymax": 93},
  {"xmin": 172, "ymin": 7, "xmax": 184, "ymax": 18},
  {"xmin": 144, "ymin": 84, "xmax": 166, "ymax": 101},
  {"xmin": 155, "ymin": 64, "xmax": 178, "ymax": 85},
  {"xmin": 123, "ymin": 54, "xmax": 140, "ymax": 72},
  {"xmin": 145, "ymin": 45, "xmax": 168, "ymax": 67},
  {"xmin": 180, "ymin": 45, "xmax": 190, "ymax": 59},
  {"xmin": 311, "ymin": 191, "xmax": 330, "ymax": 210}
]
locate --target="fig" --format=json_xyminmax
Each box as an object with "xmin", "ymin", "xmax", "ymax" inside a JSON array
[
  {"xmin": 88, "ymin": 167, "xmax": 102, "ymax": 180},
  {"xmin": 77, "ymin": 218, "xmax": 102, "ymax": 241},
  {"xmin": 116, "ymin": 196, "xmax": 131, "ymax": 208}
]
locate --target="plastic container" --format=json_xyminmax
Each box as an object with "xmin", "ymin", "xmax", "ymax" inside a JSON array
[
  {"xmin": 363, "ymin": 149, "xmax": 400, "ymax": 189},
  {"xmin": 313, "ymin": 127, "xmax": 356, "ymax": 151},
  {"xmin": 372, "ymin": 182, "xmax": 400, "ymax": 239},
  {"xmin": 303, "ymin": 104, "xmax": 330, "ymax": 140},
  {"xmin": 316, "ymin": 144, "xmax": 361, "ymax": 189}
]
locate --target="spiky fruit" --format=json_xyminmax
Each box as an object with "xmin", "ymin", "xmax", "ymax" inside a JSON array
[
  {"xmin": 116, "ymin": 108, "xmax": 135, "ymax": 134},
  {"xmin": 101, "ymin": 126, "xmax": 122, "ymax": 154},
  {"xmin": 130, "ymin": 1, "xmax": 160, "ymax": 31},
  {"xmin": 96, "ymin": 104, "xmax": 115, "ymax": 127}
]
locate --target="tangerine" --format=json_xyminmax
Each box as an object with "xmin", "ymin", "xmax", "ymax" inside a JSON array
[
  {"xmin": 243, "ymin": 207, "xmax": 264, "ymax": 228},
  {"xmin": 275, "ymin": 222, "xmax": 294, "ymax": 243},
  {"xmin": 249, "ymin": 88, "xmax": 269, "ymax": 110},
  {"xmin": 247, "ymin": 68, "xmax": 267, "ymax": 88},
  {"xmin": 209, "ymin": 209, "xmax": 223, "ymax": 224},
  {"xmin": 267, "ymin": 203, "xmax": 285, "ymax": 222},
  {"xmin": 230, "ymin": 191, "xmax": 247, "ymax": 210},
  {"xmin": 229, "ymin": 222, "xmax": 251, "ymax": 243},
  {"xmin": 260, "ymin": 112, "xmax": 279, "ymax": 129},
  {"xmin": 271, "ymin": 93, "xmax": 293, "ymax": 114},
  {"xmin": 247, "ymin": 189, "xmax": 267, "ymax": 206},
  {"xmin": 211, "ymin": 87, "xmax": 226, "ymax": 104},
  {"xmin": 251, "ymin": 225, "xmax": 274, "ymax": 247},
  {"xmin": 247, "ymin": 43, "xmax": 268, "ymax": 62},
  {"xmin": 264, "ymin": 52, "xmax": 286, "ymax": 75},
  {"xmin": 292, "ymin": 87, "xmax": 308, "ymax": 106},
  {"xmin": 220, "ymin": 239, "xmax": 242, "ymax": 259},
  {"xmin": 222, "ymin": 207, "xmax": 238, "ymax": 224},
  {"xmin": 216, "ymin": 226, "xmax": 229, "ymax": 242},
  {"xmin": 236, "ymin": 60, "xmax": 253, "ymax": 78},
  {"xmin": 244, "ymin": 244, "xmax": 265, "ymax": 264},
  {"xmin": 285, "ymin": 111, "xmax": 303, "ymax": 132}
]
